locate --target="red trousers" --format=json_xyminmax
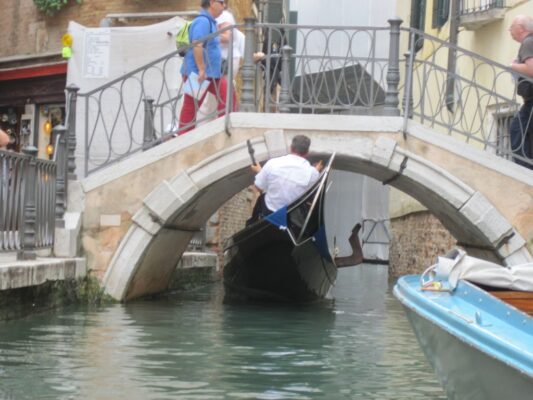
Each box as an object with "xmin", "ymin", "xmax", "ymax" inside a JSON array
[{"xmin": 178, "ymin": 76, "xmax": 237, "ymax": 134}]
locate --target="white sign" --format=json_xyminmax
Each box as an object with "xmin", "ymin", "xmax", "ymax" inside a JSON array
[{"xmin": 83, "ymin": 29, "xmax": 111, "ymax": 79}]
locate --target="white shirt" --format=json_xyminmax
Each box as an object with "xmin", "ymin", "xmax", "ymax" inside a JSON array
[
  {"xmin": 216, "ymin": 10, "xmax": 244, "ymax": 60},
  {"xmin": 254, "ymin": 154, "xmax": 320, "ymax": 212}
]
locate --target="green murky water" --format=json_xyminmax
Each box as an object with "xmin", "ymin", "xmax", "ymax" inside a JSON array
[{"xmin": 0, "ymin": 265, "xmax": 445, "ymax": 399}]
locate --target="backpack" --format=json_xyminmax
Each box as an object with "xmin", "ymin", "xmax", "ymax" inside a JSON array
[{"xmin": 176, "ymin": 15, "xmax": 212, "ymax": 57}]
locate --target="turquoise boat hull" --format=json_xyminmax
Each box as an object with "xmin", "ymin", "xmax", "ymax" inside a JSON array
[{"xmin": 394, "ymin": 275, "xmax": 533, "ymax": 400}]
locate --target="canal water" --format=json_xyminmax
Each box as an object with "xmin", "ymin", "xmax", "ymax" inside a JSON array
[{"xmin": 0, "ymin": 265, "xmax": 446, "ymax": 399}]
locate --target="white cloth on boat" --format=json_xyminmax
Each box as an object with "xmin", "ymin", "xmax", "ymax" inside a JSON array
[
  {"xmin": 255, "ymin": 153, "xmax": 319, "ymax": 212},
  {"xmin": 432, "ymin": 248, "xmax": 533, "ymax": 291}
]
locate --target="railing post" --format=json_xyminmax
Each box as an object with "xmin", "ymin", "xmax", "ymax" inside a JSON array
[
  {"xmin": 143, "ymin": 97, "xmax": 155, "ymax": 151},
  {"xmin": 240, "ymin": 17, "xmax": 257, "ymax": 112},
  {"xmin": 279, "ymin": 45, "xmax": 293, "ymax": 114},
  {"xmin": 66, "ymin": 84, "xmax": 79, "ymax": 180},
  {"xmin": 18, "ymin": 146, "xmax": 38, "ymax": 260},
  {"xmin": 384, "ymin": 17, "xmax": 403, "ymax": 116},
  {"xmin": 402, "ymin": 52, "xmax": 414, "ymax": 119},
  {"xmin": 225, "ymin": 25, "xmax": 235, "ymax": 136},
  {"xmin": 54, "ymin": 124, "xmax": 67, "ymax": 228}
]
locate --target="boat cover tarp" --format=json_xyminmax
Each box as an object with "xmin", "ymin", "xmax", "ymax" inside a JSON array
[{"xmin": 431, "ymin": 249, "xmax": 533, "ymax": 292}]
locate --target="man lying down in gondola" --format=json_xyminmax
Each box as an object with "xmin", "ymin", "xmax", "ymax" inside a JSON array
[{"xmin": 247, "ymin": 135, "xmax": 323, "ymax": 225}]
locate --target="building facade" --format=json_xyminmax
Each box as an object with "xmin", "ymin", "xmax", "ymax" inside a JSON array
[
  {"xmin": 0, "ymin": 0, "xmax": 251, "ymax": 158},
  {"xmin": 390, "ymin": 0, "xmax": 533, "ymax": 274}
]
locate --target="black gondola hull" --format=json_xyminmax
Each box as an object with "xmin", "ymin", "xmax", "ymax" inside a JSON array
[
  {"xmin": 223, "ymin": 218, "xmax": 337, "ymax": 302},
  {"xmin": 223, "ymin": 153, "xmax": 339, "ymax": 302}
]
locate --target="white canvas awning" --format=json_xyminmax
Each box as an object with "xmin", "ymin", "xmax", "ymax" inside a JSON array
[{"xmin": 430, "ymin": 248, "xmax": 533, "ymax": 292}]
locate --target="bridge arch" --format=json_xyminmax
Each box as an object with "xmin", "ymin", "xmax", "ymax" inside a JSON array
[{"xmin": 95, "ymin": 114, "xmax": 532, "ymax": 301}]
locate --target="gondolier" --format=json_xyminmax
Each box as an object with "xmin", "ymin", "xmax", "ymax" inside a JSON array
[
  {"xmin": 249, "ymin": 135, "xmax": 323, "ymax": 224},
  {"xmin": 224, "ymin": 150, "xmax": 364, "ymax": 302}
]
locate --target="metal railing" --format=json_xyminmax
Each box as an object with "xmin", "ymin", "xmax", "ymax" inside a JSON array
[
  {"xmin": 70, "ymin": 18, "xmax": 532, "ymax": 175},
  {"xmin": 361, "ymin": 218, "xmax": 391, "ymax": 247},
  {"xmin": 0, "ymin": 148, "xmax": 57, "ymax": 257},
  {"xmin": 459, "ymin": 0, "xmax": 505, "ymax": 15},
  {"xmin": 402, "ymin": 27, "xmax": 531, "ymax": 167},
  {"xmin": 253, "ymin": 23, "xmax": 393, "ymax": 115},
  {"xmin": 3, "ymin": 18, "xmax": 526, "ymax": 254},
  {"xmin": 76, "ymin": 26, "xmax": 236, "ymax": 176}
]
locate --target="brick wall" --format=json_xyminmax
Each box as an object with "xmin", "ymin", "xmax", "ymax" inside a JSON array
[
  {"xmin": 389, "ymin": 211, "xmax": 457, "ymax": 277},
  {"xmin": 1, "ymin": 0, "xmax": 252, "ymax": 58},
  {"xmin": 205, "ymin": 187, "xmax": 256, "ymax": 267}
]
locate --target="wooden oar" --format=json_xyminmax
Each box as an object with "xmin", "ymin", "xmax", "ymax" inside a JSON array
[{"xmin": 247, "ymin": 139, "xmax": 257, "ymax": 166}]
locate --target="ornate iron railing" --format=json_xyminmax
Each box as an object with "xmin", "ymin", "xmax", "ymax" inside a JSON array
[
  {"xmin": 71, "ymin": 18, "xmax": 532, "ymax": 176},
  {"xmin": 34, "ymin": 158, "xmax": 57, "ymax": 249},
  {"xmin": 253, "ymin": 23, "xmax": 392, "ymax": 115},
  {"xmin": 459, "ymin": 0, "xmax": 506, "ymax": 15},
  {"xmin": 0, "ymin": 149, "xmax": 56, "ymax": 255},
  {"xmin": 76, "ymin": 27, "xmax": 236, "ymax": 176},
  {"xmin": 0, "ymin": 151, "xmax": 27, "ymax": 252},
  {"xmin": 401, "ymin": 27, "xmax": 531, "ymax": 166}
]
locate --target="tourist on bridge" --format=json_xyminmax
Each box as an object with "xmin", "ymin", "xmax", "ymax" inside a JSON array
[
  {"xmin": 178, "ymin": 0, "xmax": 237, "ymax": 135},
  {"xmin": 248, "ymin": 135, "xmax": 323, "ymax": 225},
  {"xmin": 509, "ymin": 14, "xmax": 533, "ymax": 169}
]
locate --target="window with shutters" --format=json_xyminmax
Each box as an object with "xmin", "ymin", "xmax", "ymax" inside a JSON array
[
  {"xmin": 432, "ymin": 0, "xmax": 450, "ymax": 29},
  {"xmin": 409, "ymin": 0, "xmax": 426, "ymax": 53}
]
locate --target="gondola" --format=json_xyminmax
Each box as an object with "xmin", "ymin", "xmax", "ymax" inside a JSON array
[{"xmin": 223, "ymin": 152, "xmax": 363, "ymax": 302}]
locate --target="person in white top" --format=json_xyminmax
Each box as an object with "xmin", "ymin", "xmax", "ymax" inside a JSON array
[
  {"xmin": 217, "ymin": 4, "xmax": 264, "ymax": 78},
  {"xmin": 217, "ymin": 8, "xmax": 244, "ymax": 79},
  {"xmin": 251, "ymin": 135, "xmax": 323, "ymax": 221}
]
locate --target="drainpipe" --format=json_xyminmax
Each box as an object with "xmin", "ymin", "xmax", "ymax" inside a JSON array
[{"xmin": 446, "ymin": 0, "xmax": 460, "ymax": 112}]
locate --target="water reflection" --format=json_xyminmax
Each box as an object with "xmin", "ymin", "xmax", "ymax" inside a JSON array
[{"xmin": 0, "ymin": 265, "xmax": 446, "ymax": 399}]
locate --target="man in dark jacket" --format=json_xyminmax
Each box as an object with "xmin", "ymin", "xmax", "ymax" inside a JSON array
[{"xmin": 509, "ymin": 15, "xmax": 533, "ymax": 169}]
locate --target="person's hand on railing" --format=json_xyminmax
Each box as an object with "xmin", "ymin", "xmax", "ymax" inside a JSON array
[{"xmin": 253, "ymin": 52, "xmax": 265, "ymax": 63}]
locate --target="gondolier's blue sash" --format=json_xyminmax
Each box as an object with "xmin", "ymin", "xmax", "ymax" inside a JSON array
[
  {"xmin": 265, "ymin": 206, "xmax": 288, "ymax": 228},
  {"xmin": 266, "ymin": 206, "xmax": 332, "ymax": 262}
]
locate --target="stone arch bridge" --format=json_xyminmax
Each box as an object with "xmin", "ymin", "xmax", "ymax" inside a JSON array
[{"xmin": 75, "ymin": 113, "xmax": 533, "ymax": 301}]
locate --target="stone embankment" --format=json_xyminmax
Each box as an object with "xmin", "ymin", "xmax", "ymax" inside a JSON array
[{"xmin": 0, "ymin": 251, "xmax": 218, "ymax": 320}]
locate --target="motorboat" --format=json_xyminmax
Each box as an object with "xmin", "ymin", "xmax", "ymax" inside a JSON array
[{"xmin": 394, "ymin": 249, "xmax": 533, "ymax": 400}]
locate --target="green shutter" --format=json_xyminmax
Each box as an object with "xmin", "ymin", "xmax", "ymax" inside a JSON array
[
  {"xmin": 432, "ymin": 0, "xmax": 449, "ymax": 29},
  {"xmin": 410, "ymin": 0, "xmax": 426, "ymax": 52}
]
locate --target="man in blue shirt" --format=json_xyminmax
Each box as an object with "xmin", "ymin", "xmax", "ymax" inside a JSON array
[{"xmin": 178, "ymin": 0, "xmax": 236, "ymax": 134}]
